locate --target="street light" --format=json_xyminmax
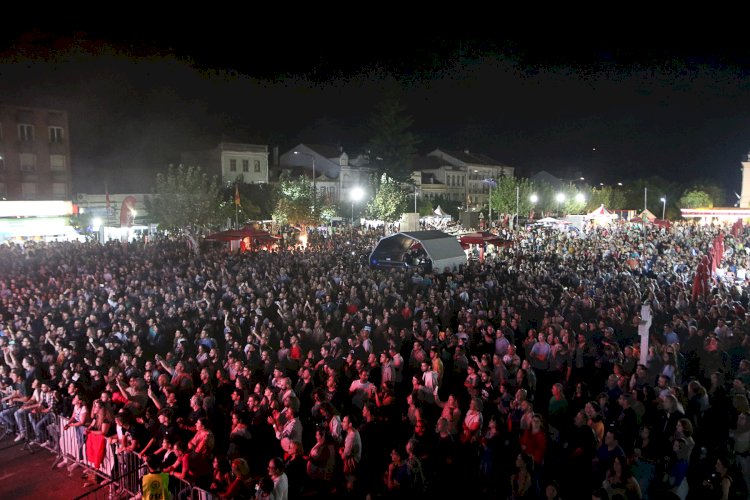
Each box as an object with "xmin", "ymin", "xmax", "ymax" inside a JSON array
[
  {"xmin": 529, "ymin": 193, "xmax": 538, "ymax": 221},
  {"xmin": 556, "ymin": 193, "xmax": 566, "ymax": 216},
  {"xmin": 294, "ymin": 151, "xmax": 316, "ymax": 212},
  {"xmin": 660, "ymin": 197, "xmax": 666, "ymax": 219},
  {"xmin": 350, "ymin": 187, "xmax": 364, "ymax": 225}
]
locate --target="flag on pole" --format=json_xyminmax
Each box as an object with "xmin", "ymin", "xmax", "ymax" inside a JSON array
[{"xmin": 234, "ymin": 183, "xmax": 241, "ymax": 206}]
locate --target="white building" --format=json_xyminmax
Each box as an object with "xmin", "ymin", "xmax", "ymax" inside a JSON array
[
  {"xmin": 413, "ymin": 149, "xmax": 515, "ymax": 211},
  {"xmin": 181, "ymin": 143, "xmax": 270, "ymax": 186},
  {"xmin": 277, "ymin": 144, "xmax": 375, "ymax": 204}
]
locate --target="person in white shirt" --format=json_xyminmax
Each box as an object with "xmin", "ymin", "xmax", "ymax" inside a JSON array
[
  {"xmin": 349, "ymin": 369, "xmax": 376, "ymax": 410},
  {"xmin": 340, "ymin": 414, "xmax": 362, "ymax": 492},
  {"xmin": 268, "ymin": 456, "xmax": 288, "ymax": 500}
]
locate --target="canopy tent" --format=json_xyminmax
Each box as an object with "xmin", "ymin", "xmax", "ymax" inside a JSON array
[
  {"xmin": 535, "ymin": 217, "xmax": 563, "ymax": 224},
  {"xmin": 205, "ymin": 227, "xmax": 281, "ymax": 246},
  {"xmin": 639, "ymin": 209, "xmax": 657, "ymax": 222},
  {"xmin": 629, "ymin": 215, "xmax": 670, "ymax": 229},
  {"xmin": 433, "ymin": 205, "xmax": 450, "ymax": 218},
  {"xmin": 459, "ymin": 231, "xmax": 506, "ymax": 246},
  {"xmin": 369, "ymin": 230, "xmax": 466, "ymax": 272},
  {"xmin": 585, "ymin": 205, "xmax": 617, "ymax": 223},
  {"xmin": 532, "ymin": 217, "xmax": 571, "ymax": 227}
]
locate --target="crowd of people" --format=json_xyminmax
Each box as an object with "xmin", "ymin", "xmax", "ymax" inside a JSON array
[{"xmin": 0, "ymin": 221, "xmax": 750, "ymax": 499}]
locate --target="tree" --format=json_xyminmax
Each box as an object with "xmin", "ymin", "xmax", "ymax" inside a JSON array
[
  {"xmin": 145, "ymin": 164, "xmax": 222, "ymax": 253},
  {"xmin": 417, "ymin": 197, "xmax": 434, "ymax": 216},
  {"xmin": 271, "ymin": 177, "xmax": 325, "ymax": 228},
  {"xmin": 586, "ymin": 186, "xmax": 627, "ymax": 211},
  {"xmin": 679, "ymin": 189, "xmax": 713, "ymax": 209},
  {"xmin": 367, "ymin": 175, "xmax": 409, "ymax": 223},
  {"xmin": 366, "ymin": 98, "xmax": 420, "ymax": 183},
  {"xmin": 489, "ymin": 176, "xmax": 536, "ymax": 218},
  {"xmin": 217, "ymin": 178, "xmax": 261, "ymax": 227}
]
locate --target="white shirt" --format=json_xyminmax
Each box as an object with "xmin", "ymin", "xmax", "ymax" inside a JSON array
[{"xmin": 269, "ymin": 472, "xmax": 288, "ymax": 500}]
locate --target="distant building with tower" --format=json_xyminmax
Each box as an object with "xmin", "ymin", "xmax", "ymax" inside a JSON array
[{"xmin": 680, "ymin": 152, "xmax": 750, "ymax": 222}]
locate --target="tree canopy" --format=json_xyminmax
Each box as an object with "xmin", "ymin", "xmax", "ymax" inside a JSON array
[
  {"xmin": 366, "ymin": 175, "xmax": 409, "ymax": 223},
  {"xmin": 679, "ymin": 189, "xmax": 714, "ymax": 209},
  {"xmin": 271, "ymin": 177, "xmax": 325, "ymax": 227},
  {"xmin": 366, "ymin": 98, "xmax": 420, "ymax": 183},
  {"xmin": 146, "ymin": 164, "xmax": 222, "ymax": 234}
]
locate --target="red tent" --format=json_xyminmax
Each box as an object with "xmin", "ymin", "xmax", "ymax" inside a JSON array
[
  {"xmin": 653, "ymin": 219, "xmax": 671, "ymax": 229},
  {"xmin": 459, "ymin": 231, "xmax": 506, "ymax": 246},
  {"xmin": 205, "ymin": 227, "xmax": 281, "ymax": 245}
]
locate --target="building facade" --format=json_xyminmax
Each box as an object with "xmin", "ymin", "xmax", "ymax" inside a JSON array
[
  {"xmin": 277, "ymin": 144, "xmax": 375, "ymax": 204},
  {"xmin": 413, "ymin": 149, "xmax": 515, "ymax": 211},
  {"xmin": 0, "ymin": 104, "xmax": 73, "ymax": 200},
  {"xmin": 181, "ymin": 143, "xmax": 270, "ymax": 186}
]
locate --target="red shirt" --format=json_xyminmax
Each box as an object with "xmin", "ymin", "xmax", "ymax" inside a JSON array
[{"xmin": 520, "ymin": 429, "xmax": 547, "ymax": 465}]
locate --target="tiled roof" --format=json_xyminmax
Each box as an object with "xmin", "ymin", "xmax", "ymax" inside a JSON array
[{"xmin": 442, "ymin": 149, "xmax": 502, "ymax": 165}]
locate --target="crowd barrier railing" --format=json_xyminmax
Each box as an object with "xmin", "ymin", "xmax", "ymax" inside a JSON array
[
  {"xmin": 2, "ymin": 411, "xmax": 208, "ymax": 500},
  {"xmin": 191, "ymin": 485, "xmax": 219, "ymax": 500}
]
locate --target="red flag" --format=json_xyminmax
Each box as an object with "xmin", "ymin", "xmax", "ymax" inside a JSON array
[
  {"xmin": 105, "ymin": 183, "xmax": 110, "ymax": 212},
  {"xmin": 234, "ymin": 183, "xmax": 241, "ymax": 206}
]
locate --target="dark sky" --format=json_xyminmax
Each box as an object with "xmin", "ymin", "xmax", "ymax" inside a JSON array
[{"xmin": 2, "ymin": 26, "xmax": 750, "ymax": 195}]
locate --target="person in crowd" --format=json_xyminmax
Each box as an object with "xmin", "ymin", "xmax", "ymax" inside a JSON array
[{"xmin": 2, "ymin": 222, "xmax": 750, "ymax": 499}]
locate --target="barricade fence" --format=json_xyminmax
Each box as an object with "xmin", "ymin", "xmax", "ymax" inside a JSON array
[{"xmin": 0, "ymin": 411, "xmax": 199, "ymax": 500}]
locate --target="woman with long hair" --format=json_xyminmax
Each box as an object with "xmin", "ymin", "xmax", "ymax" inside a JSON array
[
  {"xmin": 602, "ymin": 454, "xmax": 642, "ymax": 499},
  {"xmin": 519, "ymin": 413, "xmax": 547, "ymax": 470},
  {"xmin": 510, "ymin": 453, "xmax": 534, "ymax": 499},
  {"xmin": 218, "ymin": 458, "xmax": 253, "ymax": 499}
]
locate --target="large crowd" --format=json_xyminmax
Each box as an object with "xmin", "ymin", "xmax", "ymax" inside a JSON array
[{"xmin": 1, "ymin": 221, "xmax": 750, "ymax": 500}]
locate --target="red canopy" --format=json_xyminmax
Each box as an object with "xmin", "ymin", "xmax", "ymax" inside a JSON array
[
  {"xmin": 459, "ymin": 231, "xmax": 505, "ymax": 245},
  {"xmin": 206, "ymin": 227, "xmax": 281, "ymax": 244}
]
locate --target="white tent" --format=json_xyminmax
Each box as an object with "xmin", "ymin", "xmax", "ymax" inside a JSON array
[
  {"xmin": 433, "ymin": 205, "xmax": 450, "ymax": 218},
  {"xmin": 536, "ymin": 217, "xmax": 563, "ymax": 224},
  {"xmin": 369, "ymin": 230, "xmax": 467, "ymax": 272},
  {"xmin": 585, "ymin": 205, "xmax": 617, "ymax": 224}
]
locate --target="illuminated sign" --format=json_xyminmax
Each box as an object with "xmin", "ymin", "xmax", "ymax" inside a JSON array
[{"xmin": 0, "ymin": 201, "xmax": 74, "ymax": 218}]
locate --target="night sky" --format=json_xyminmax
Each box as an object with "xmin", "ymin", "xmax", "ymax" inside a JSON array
[{"xmin": 2, "ymin": 25, "xmax": 750, "ymax": 196}]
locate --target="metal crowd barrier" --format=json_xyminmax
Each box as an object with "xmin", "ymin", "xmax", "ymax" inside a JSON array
[
  {"xmin": 1, "ymin": 411, "xmax": 206, "ymax": 500},
  {"xmin": 191, "ymin": 486, "xmax": 219, "ymax": 500}
]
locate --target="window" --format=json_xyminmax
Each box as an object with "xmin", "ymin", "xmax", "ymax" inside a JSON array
[
  {"xmin": 242, "ymin": 159, "xmax": 249, "ymax": 173},
  {"xmin": 18, "ymin": 124, "xmax": 34, "ymax": 141},
  {"xmin": 0, "ymin": 155, "xmax": 4, "ymax": 170},
  {"xmin": 254, "ymin": 160, "xmax": 261, "ymax": 173},
  {"xmin": 49, "ymin": 126, "xmax": 64, "ymax": 143},
  {"xmin": 50, "ymin": 155, "xmax": 66, "ymax": 170},
  {"xmin": 229, "ymin": 159, "xmax": 237, "ymax": 172},
  {"xmin": 19, "ymin": 153, "xmax": 36, "ymax": 173},
  {"xmin": 21, "ymin": 182, "xmax": 36, "ymax": 199},
  {"xmin": 52, "ymin": 182, "xmax": 67, "ymax": 199},
  {"xmin": 0, "ymin": 183, "xmax": 5, "ymax": 198}
]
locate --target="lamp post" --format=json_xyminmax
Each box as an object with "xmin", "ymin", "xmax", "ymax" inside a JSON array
[
  {"xmin": 660, "ymin": 197, "xmax": 666, "ymax": 219},
  {"xmin": 350, "ymin": 187, "xmax": 364, "ymax": 225},
  {"xmin": 294, "ymin": 151, "xmax": 316, "ymax": 213},
  {"xmin": 529, "ymin": 193, "xmax": 538, "ymax": 221},
  {"xmin": 556, "ymin": 193, "xmax": 566, "ymax": 217}
]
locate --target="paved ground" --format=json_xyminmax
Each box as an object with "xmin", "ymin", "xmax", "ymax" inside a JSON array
[{"xmin": 0, "ymin": 434, "xmax": 91, "ymax": 499}]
